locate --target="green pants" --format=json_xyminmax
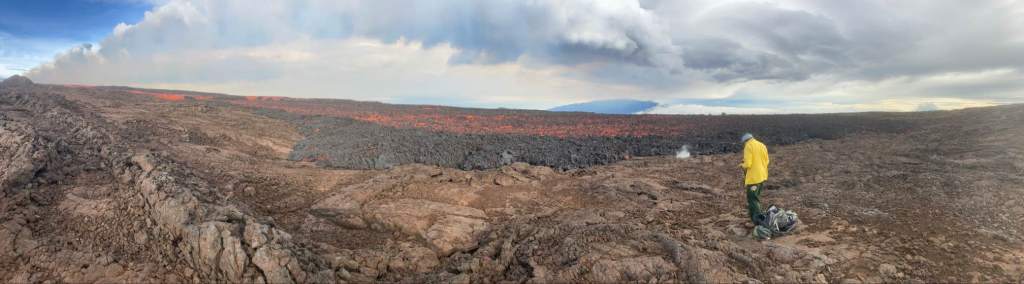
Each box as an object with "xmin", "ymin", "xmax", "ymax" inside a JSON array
[{"xmin": 746, "ymin": 183, "xmax": 764, "ymax": 225}]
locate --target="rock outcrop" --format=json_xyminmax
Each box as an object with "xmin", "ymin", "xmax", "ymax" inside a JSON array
[
  {"xmin": 0, "ymin": 86, "xmax": 332, "ymax": 283},
  {"xmin": 0, "ymin": 75, "xmax": 34, "ymax": 89},
  {"xmin": 129, "ymin": 153, "xmax": 332, "ymax": 283}
]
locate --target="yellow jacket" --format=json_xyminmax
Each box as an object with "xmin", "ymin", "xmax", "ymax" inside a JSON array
[{"xmin": 742, "ymin": 138, "xmax": 770, "ymax": 185}]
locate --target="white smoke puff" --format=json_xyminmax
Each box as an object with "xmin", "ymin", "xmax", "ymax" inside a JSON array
[{"xmin": 675, "ymin": 145, "xmax": 690, "ymax": 159}]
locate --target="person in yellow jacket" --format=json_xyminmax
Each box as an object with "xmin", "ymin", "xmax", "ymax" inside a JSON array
[{"xmin": 740, "ymin": 133, "xmax": 769, "ymax": 225}]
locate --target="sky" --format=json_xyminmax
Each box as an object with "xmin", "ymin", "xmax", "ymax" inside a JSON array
[
  {"xmin": 3, "ymin": 0, "xmax": 1023, "ymax": 113},
  {"xmin": 0, "ymin": 0, "xmax": 151, "ymax": 77}
]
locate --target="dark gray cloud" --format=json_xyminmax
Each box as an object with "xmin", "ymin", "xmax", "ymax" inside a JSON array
[
  {"xmin": 652, "ymin": 0, "xmax": 1024, "ymax": 84},
  {"xmin": 681, "ymin": 37, "xmax": 803, "ymax": 81},
  {"xmin": 683, "ymin": 2, "xmax": 850, "ymax": 81},
  {"xmin": 791, "ymin": 0, "xmax": 1024, "ymax": 79}
]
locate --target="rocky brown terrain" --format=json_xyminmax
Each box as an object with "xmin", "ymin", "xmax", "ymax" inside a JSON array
[
  {"xmin": 1, "ymin": 75, "xmax": 1022, "ymax": 283},
  {"xmin": 60, "ymin": 82, "xmax": 911, "ymax": 171}
]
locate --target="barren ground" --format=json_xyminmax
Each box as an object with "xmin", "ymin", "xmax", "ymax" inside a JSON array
[{"xmin": 1, "ymin": 77, "xmax": 1022, "ymax": 283}]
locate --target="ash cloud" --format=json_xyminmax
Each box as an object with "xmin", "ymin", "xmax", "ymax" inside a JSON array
[{"xmin": 23, "ymin": 0, "xmax": 1024, "ymax": 110}]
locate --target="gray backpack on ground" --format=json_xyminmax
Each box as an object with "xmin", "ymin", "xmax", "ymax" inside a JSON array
[{"xmin": 753, "ymin": 205, "xmax": 799, "ymax": 240}]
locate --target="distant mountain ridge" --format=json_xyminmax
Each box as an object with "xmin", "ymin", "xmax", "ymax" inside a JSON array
[{"xmin": 549, "ymin": 99, "xmax": 658, "ymax": 114}]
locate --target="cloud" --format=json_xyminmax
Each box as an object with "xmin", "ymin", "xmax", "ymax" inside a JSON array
[
  {"xmin": 82, "ymin": 38, "xmax": 626, "ymax": 109},
  {"xmin": 677, "ymin": 2, "xmax": 850, "ymax": 81},
  {"xmin": 642, "ymin": 103, "xmax": 778, "ymax": 115},
  {"xmin": 36, "ymin": 0, "xmax": 680, "ymax": 69},
  {"xmin": 22, "ymin": 0, "xmax": 1024, "ymax": 112},
  {"xmin": 347, "ymin": 1, "xmax": 682, "ymax": 69}
]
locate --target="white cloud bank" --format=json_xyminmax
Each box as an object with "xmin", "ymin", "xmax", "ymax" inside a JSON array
[{"xmin": 24, "ymin": 0, "xmax": 1024, "ymax": 112}]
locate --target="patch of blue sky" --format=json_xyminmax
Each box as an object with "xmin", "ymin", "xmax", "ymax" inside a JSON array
[
  {"xmin": 0, "ymin": 33, "xmax": 79, "ymax": 77},
  {"xmin": 0, "ymin": 0, "xmax": 152, "ymax": 76},
  {"xmin": 1, "ymin": 0, "xmax": 151, "ymax": 40}
]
